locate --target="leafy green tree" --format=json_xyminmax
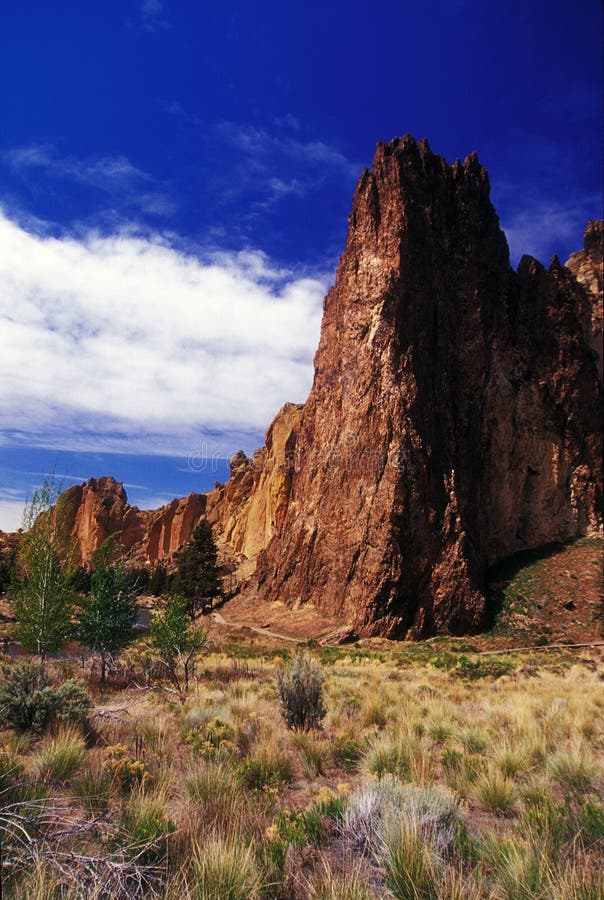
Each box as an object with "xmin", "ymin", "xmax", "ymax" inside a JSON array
[
  {"xmin": 149, "ymin": 595, "xmax": 207, "ymax": 697},
  {"xmin": 170, "ymin": 519, "xmax": 222, "ymax": 618},
  {"xmin": 78, "ymin": 538, "xmax": 137, "ymax": 683},
  {"xmin": 10, "ymin": 476, "xmax": 77, "ymax": 666}
]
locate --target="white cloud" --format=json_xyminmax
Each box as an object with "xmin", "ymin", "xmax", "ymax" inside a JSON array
[
  {"xmin": 0, "ymin": 488, "xmax": 26, "ymax": 532},
  {"xmin": 0, "ymin": 211, "xmax": 326, "ymax": 458}
]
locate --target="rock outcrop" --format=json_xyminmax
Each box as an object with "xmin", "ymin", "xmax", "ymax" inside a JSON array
[
  {"xmin": 254, "ymin": 137, "xmax": 602, "ymax": 637},
  {"xmin": 565, "ymin": 219, "xmax": 603, "ymax": 381},
  {"xmin": 29, "ymin": 136, "xmax": 602, "ymax": 639},
  {"xmin": 60, "ymin": 402, "xmax": 303, "ymax": 572},
  {"xmin": 62, "ymin": 476, "xmax": 206, "ymax": 568}
]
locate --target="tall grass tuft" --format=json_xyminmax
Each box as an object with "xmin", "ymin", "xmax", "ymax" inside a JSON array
[
  {"xmin": 475, "ymin": 767, "xmax": 517, "ymax": 815},
  {"xmin": 32, "ymin": 725, "xmax": 86, "ymax": 782},
  {"xmin": 382, "ymin": 821, "xmax": 438, "ymax": 900},
  {"xmin": 547, "ymin": 746, "xmax": 597, "ymax": 793},
  {"xmin": 190, "ymin": 835, "xmax": 263, "ymax": 899}
]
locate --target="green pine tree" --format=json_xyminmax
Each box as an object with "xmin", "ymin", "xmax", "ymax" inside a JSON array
[
  {"xmin": 170, "ymin": 519, "xmax": 222, "ymax": 618},
  {"xmin": 78, "ymin": 538, "xmax": 137, "ymax": 683}
]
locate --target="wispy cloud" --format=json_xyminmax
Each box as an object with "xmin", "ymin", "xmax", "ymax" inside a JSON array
[
  {"xmin": 215, "ymin": 122, "xmax": 359, "ymax": 179},
  {"xmin": 0, "ymin": 209, "xmax": 327, "ymax": 458},
  {"xmin": 160, "ymin": 100, "xmax": 201, "ymax": 126},
  {"xmin": 4, "ymin": 145, "xmax": 177, "ymax": 218},
  {"xmin": 485, "ymin": 125, "xmax": 602, "ymax": 266},
  {"xmin": 501, "ymin": 199, "xmax": 595, "ymax": 266},
  {"xmin": 140, "ymin": 0, "xmax": 168, "ymax": 31}
]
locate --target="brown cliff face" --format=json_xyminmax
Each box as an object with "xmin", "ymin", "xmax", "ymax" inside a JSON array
[
  {"xmin": 254, "ymin": 137, "xmax": 603, "ymax": 637},
  {"xmin": 34, "ymin": 137, "xmax": 602, "ymax": 639},
  {"xmin": 62, "ymin": 476, "xmax": 207, "ymax": 568},
  {"xmin": 204, "ymin": 403, "xmax": 302, "ymax": 570},
  {"xmin": 63, "ymin": 477, "xmax": 145, "ymax": 566},
  {"xmin": 565, "ymin": 220, "xmax": 603, "ymax": 381},
  {"xmin": 58, "ymin": 403, "xmax": 303, "ymax": 572}
]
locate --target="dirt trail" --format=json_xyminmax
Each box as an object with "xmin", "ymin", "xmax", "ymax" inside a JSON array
[{"xmin": 210, "ymin": 611, "xmax": 305, "ymax": 643}]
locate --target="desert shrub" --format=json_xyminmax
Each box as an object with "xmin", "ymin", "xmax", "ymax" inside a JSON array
[
  {"xmin": 342, "ymin": 776, "xmax": 463, "ymax": 858},
  {"xmin": 276, "ymin": 652, "xmax": 326, "ymax": 731},
  {"xmin": 32, "ymin": 725, "xmax": 86, "ymax": 782},
  {"xmin": 0, "ymin": 660, "xmax": 91, "ymax": 733},
  {"xmin": 190, "ymin": 835, "xmax": 263, "ymax": 899}
]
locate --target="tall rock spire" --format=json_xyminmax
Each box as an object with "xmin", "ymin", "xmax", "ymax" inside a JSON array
[{"xmin": 255, "ymin": 136, "xmax": 602, "ymax": 637}]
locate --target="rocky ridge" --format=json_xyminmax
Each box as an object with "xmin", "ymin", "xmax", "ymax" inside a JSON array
[{"xmin": 11, "ymin": 137, "xmax": 602, "ymax": 638}]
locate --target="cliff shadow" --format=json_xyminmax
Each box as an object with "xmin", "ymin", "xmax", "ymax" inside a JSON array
[{"xmin": 482, "ymin": 541, "xmax": 567, "ymax": 631}]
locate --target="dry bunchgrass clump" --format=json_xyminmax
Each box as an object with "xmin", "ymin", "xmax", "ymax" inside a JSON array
[
  {"xmin": 70, "ymin": 749, "xmax": 114, "ymax": 812},
  {"xmin": 304, "ymin": 858, "xmax": 374, "ymax": 899},
  {"xmin": 189, "ymin": 834, "xmax": 263, "ymax": 899},
  {"xmin": 547, "ymin": 745, "xmax": 598, "ymax": 793},
  {"xmin": 291, "ymin": 731, "xmax": 331, "ymax": 777},
  {"xmin": 183, "ymin": 758, "xmax": 243, "ymax": 822},
  {"xmin": 474, "ymin": 767, "xmax": 517, "ymax": 815},
  {"xmin": 239, "ymin": 739, "xmax": 294, "ymax": 791},
  {"xmin": 119, "ymin": 785, "xmax": 176, "ymax": 864},
  {"xmin": 360, "ymin": 732, "xmax": 413, "ymax": 780},
  {"xmin": 32, "ymin": 724, "xmax": 86, "ymax": 782},
  {"xmin": 382, "ymin": 820, "xmax": 438, "ymax": 900}
]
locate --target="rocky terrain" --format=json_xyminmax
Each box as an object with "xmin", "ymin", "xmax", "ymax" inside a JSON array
[{"xmin": 3, "ymin": 137, "xmax": 601, "ymax": 638}]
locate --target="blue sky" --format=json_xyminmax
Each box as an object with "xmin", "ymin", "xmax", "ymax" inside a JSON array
[{"xmin": 0, "ymin": 0, "xmax": 602, "ymax": 530}]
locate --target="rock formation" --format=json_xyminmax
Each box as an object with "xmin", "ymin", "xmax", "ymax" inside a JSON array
[
  {"xmin": 22, "ymin": 136, "xmax": 602, "ymax": 639},
  {"xmin": 565, "ymin": 219, "xmax": 603, "ymax": 381},
  {"xmin": 253, "ymin": 138, "xmax": 602, "ymax": 637},
  {"xmin": 60, "ymin": 403, "xmax": 302, "ymax": 571}
]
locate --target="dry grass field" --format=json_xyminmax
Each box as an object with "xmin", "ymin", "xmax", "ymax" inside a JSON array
[{"xmin": 0, "ymin": 539, "xmax": 602, "ymax": 898}]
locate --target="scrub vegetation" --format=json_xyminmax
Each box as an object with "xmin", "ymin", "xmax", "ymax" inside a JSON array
[{"xmin": 0, "ymin": 637, "xmax": 602, "ymax": 898}]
